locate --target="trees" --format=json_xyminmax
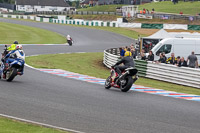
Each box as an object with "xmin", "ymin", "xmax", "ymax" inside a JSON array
[
  {"xmin": 66, "ymin": 0, "xmax": 80, "ymax": 8},
  {"xmin": 0, "ymin": 0, "xmax": 15, "ymax": 4}
]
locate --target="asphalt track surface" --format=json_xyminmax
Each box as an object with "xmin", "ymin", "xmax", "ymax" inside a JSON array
[{"xmin": 0, "ymin": 18, "xmax": 200, "ymax": 133}]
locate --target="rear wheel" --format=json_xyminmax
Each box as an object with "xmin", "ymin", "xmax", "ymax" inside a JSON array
[
  {"xmin": 120, "ymin": 76, "xmax": 133, "ymax": 92},
  {"xmin": 6, "ymin": 67, "xmax": 17, "ymax": 82},
  {"xmin": 105, "ymin": 76, "xmax": 112, "ymax": 89}
]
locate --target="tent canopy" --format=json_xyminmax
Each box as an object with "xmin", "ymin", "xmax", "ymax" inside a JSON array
[
  {"xmin": 143, "ymin": 29, "xmax": 171, "ymax": 39},
  {"xmin": 143, "ymin": 29, "xmax": 200, "ymax": 39}
]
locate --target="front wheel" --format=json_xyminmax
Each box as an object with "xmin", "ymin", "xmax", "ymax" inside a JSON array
[
  {"xmin": 120, "ymin": 76, "xmax": 133, "ymax": 92},
  {"xmin": 6, "ymin": 67, "xmax": 17, "ymax": 82},
  {"xmin": 68, "ymin": 40, "xmax": 72, "ymax": 46},
  {"xmin": 105, "ymin": 76, "xmax": 111, "ymax": 89}
]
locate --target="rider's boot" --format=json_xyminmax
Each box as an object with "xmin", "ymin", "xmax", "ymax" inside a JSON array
[
  {"xmin": 4, "ymin": 63, "xmax": 9, "ymax": 70},
  {"xmin": 3, "ymin": 74, "xmax": 6, "ymax": 79},
  {"xmin": 133, "ymin": 75, "xmax": 139, "ymax": 82},
  {"xmin": 114, "ymin": 73, "xmax": 121, "ymax": 83}
]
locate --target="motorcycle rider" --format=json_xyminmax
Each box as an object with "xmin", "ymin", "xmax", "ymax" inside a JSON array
[
  {"xmin": 7, "ymin": 41, "xmax": 19, "ymax": 51},
  {"xmin": 3, "ymin": 44, "xmax": 25, "ymax": 78},
  {"xmin": 66, "ymin": 35, "xmax": 72, "ymax": 46},
  {"xmin": 113, "ymin": 51, "xmax": 135, "ymax": 78}
]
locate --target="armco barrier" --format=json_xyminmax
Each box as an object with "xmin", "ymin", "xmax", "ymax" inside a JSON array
[
  {"xmin": 103, "ymin": 48, "xmax": 200, "ymax": 88},
  {"xmin": 146, "ymin": 62, "xmax": 200, "ymax": 88}
]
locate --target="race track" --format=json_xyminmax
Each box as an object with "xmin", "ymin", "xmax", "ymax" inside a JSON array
[{"xmin": 0, "ymin": 18, "xmax": 200, "ymax": 133}]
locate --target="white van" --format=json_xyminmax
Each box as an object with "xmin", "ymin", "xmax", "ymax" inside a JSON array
[{"xmin": 151, "ymin": 38, "xmax": 200, "ymax": 63}]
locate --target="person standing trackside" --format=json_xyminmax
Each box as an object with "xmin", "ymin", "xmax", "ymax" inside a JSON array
[{"xmin": 187, "ymin": 51, "xmax": 198, "ymax": 68}]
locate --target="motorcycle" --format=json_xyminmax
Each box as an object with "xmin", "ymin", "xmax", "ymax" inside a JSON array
[
  {"xmin": 105, "ymin": 66, "xmax": 138, "ymax": 92},
  {"xmin": 0, "ymin": 45, "xmax": 24, "ymax": 82},
  {"xmin": 67, "ymin": 37, "xmax": 73, "ymax": 46}
]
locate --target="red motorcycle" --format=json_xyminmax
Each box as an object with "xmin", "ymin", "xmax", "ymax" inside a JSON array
[{"xmin": 105, "ymin": 66, "xmax": 138, "ymax": 92}]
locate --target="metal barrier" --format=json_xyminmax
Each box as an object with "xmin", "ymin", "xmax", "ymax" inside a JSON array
[
  {"xmin": 136, "ymin": 13, "xmax": 200, "ymax": 21},
  {"xmin": 104, "ymin": 48, "xmax": 200, "ymax": 88},
  {"xmin": 4, "ymin": 11, "xmax": 123, "ymax": 16}
]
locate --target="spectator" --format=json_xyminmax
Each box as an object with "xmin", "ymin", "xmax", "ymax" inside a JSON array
[
  {"xmin": 127, "ymin": 47, "xmax": 131, "ymax": 52},
  {"xmin": 147, "ymin": 50, "xmax": 154, "ymax": 61},
  {"xmin": 119, "ymin": 47, "xmax": 125, "ymax": 58},
  {"xmin": 143, "ymin": 8, "xmax": 146, "ymax": 14},
  {"xmin": 157, "ymin": 53, "xmax": 166, "ymax": 63},
  {"xmin": 180, "ymin": 11, "xmax": 183, "ymax": 16},
  {"xmin": 162, "ymin": 52, "xmax": 167, "ymax": 62},
  {"xmin": 140, "ymin": 49, "xmax": 146, "ymax": 60},
  {"xmin": 166, "ymin": 53, "xmax": 177, "ymax": 65},
  {"xmin": 146, "ymin": 9, "xmax": 149, "ymax": 14},
  {"xmin": 176, "ymin": 56, "xmax": 181, "ymax": 66},
  {"xmin": 178, "ymin": 57, "xmax": 187, "ymax": 67},
  {"xmin": 187, "ymin": 51, "xmax": 198, "ymax": 68},
  {"xmin": 130, "ymin": 46, "xmax": 136, "ymax": 59},
  {"xmin": 150, "ymin": 8, "xmax": 155, "ymax": 13},
  {"xmin": 125, "ymin": 46, "xmax": 128, "ymax": 51}
]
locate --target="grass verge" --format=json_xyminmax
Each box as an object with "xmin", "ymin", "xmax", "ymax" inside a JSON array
[
  {"xmin": 70, "ymin": 14, "xmax": 121, "ymax": 21},
  {"xmin": 139, "ymin": 1, "xmax": 200, "ymax": 15},
  {"xmin": 0, "ymin": 116, "xmax": 69, "ymax": 133},
  {"xmin": 78, "ymin": 2, "xmax": 199, "ymax": 15},
  {"xmin": 78, "ymin": 4, "xmax": 125, "ymax": 12},
  {"xmin": 26, "ymin": 53, "xmax": 200, "ymax": 95},
  {"xmin": 0, "ymin": 22, "xmax": 66, "ymax": 44}
]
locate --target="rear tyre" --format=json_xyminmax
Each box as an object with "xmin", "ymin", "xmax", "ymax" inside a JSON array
[
  {"xmin": 105, "ymin": 76, "xmax": 111, "ymax": 89},
  {"xmin": 120, "ymin": 76, "xmax": 133, "ymax": 92},
  {"xmin": 6, "ymin": 67, "xmax": 17, "ymax": 82}
]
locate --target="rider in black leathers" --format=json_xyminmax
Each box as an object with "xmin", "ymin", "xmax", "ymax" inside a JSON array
[{"xmin": 113, "ymin": 51, "xmax": 135, "ymax": 77}]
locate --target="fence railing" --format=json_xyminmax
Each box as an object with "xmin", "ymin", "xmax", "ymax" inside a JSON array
[
  {"xmin": 103, "ymin": 48, "xmax": 200, "ymax": 88},
  {"xmin": 137, "ymin": 13, "xmax": 200, "ymax": 21},
  {"xmin": 4, "ymin": 10, "xmax": 123, "ymax": 16}
]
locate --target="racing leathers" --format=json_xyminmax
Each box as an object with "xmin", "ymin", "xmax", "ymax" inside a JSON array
[
  {"xmin": 7, "ymin": 43, "xmax": 17, "ymax": 51},
  {"xmin": 114, "ymin": 56, "xmax": 135, "ymax": 77},
  {"xmin": 4, "ymin": 49, "xmax": 25, "ymax": 75}
]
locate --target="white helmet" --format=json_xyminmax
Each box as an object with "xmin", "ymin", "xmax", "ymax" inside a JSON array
[
  {"xmin": 16, "ymin": 44, "xmax": 23, "ymax": 50},
  {"xmin": 67, "ymin": 35, "xmax": 70, "ymax": 37}
]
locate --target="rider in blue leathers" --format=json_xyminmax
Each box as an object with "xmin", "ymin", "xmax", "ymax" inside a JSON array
[{"xmin": 4, "ymin": 45, "xmax": 25, "ymax": 77}]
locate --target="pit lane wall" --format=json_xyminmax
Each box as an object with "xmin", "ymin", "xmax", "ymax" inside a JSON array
[
  {"xmin": 104, "ymin": 48, "xmax": 200, "ymax": 88},
  {"xmin": 1, "ymin": 14, "xmax": 200, "ymax": 30}
]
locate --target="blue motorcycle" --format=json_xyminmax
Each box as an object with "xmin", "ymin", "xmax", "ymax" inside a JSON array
[{"xmin": 0, "ymin": 45, "xmax": 24, "ymax": 82}]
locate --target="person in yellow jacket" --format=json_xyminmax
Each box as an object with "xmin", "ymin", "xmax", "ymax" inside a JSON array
[{"xmin": 7, "ymin": 41, "xmax": 18, "ymax": 51}]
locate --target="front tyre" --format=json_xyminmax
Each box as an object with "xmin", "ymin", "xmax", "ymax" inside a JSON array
[
  {"xmin": 6, "ymin": 67, "xmax": 17, "ymax": 82},
  {"xmin": 105, "ymin": 76, "xmax": 112, "ymax": 89},
  {"xmin": 120, "ymin": 76, "xmax": 133, "ymax": 92},
  {"xmin": 68, "ymin": 40, "xmax": 72, "ymax": 46}
]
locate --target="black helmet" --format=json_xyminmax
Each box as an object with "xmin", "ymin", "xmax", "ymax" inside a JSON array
[{"xmin": 14, "ymin": 41, "xmax": 18, "ymax": 44}]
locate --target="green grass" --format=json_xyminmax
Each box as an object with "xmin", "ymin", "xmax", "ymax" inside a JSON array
[
  {"xmin": 0, "ymin": 22, "xmax": 66, "ymax": 44},
  {"xmin": 78, "ymin": 4, "xmax": 125, "ymax": 12},
  {"xmin": 26, "ymin": 53, "xmax": 200, "ymax": 95},
  {"xmin": 70, "ymin": 14, "xmax": 121, "ymax": 21},
  {"xmin": 0, "ymin": 116, "xmax": 69, "ymax": 133},
  {"xmin": 139, "ymin": 1, "xmax": 200, "ymax": 15},
  {"xmin": 78, "ymin": 2, "xmax": 200, "ymax": 15},
  {"xmin": 82, "ymin": 26, "xmax": 146, "ymax": 39}
]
